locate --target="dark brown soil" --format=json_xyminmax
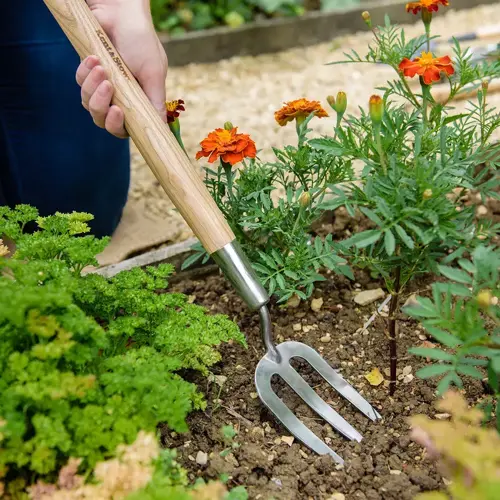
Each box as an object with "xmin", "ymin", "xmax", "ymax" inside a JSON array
[{"xmin": 165, "ymin": 268, "xmax": 483, "ymax": 500}]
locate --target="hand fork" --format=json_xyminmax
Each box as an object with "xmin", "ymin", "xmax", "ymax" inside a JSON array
[{"xmin": 45, "ymin": 0, "xmax": 381, "ymax": 465}]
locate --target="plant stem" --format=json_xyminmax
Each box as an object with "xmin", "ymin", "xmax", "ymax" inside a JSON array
[
  {"xmin": 373, "ymin": 124, "xmax": 387, "ymax": 174},
  {"xmin": 425, "ymin": 23, "xmax": 431, "ymax": 52},
  {"xmin": 222, "ymin": 162, "xmax": 234, "ymax": 203},
  {"xmin": 388, "ymin": 266, "xmax": 401, "ymax": 396}
]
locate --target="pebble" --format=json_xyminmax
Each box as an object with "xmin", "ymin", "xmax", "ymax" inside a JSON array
[
  {"xmin": 311, "ymin": 297, "xmax": 324, "ymax": 312},
  {"xmin": 208, "ymin": 374, "xmax": 227, "ymax": 387},
  {"xmin": 281, "ymin": 436, "xmax": 295, "ymax": 446},
  {"xmin": 286, "ymin": 295, "xmax": 301, "ymax": 308},
  {"xmin": 390, "ymin": 470, "xmax": 402, "ymax": 475},
  {"xmin": 418, "ymin": 334, "xmax": 427, "ymax": 340},
  {"xmin": 477, "ymin": 205, "xmax": 488, "ymax": 216},
  {"xmin": 403, "ymin": 294, "xmax": 418, "ymax": 308},
  {"xmin": 235, "ymin": 364, "xmax": 246, "ymax": 372},
  {"xmin": 293, "ymin": 323, "xmax": 302, "ymax": 332},
  {"xmin": 320, "ymin": 334, "xmax": 332, "ymax": 343},
  {"xmin": 251, "ymin": 427, "xmax": 265, "ymax": 438},
  {"xmin": 403, "ymin": 374, "xmax": 414, "ymax": 384},
  {"xmin": 435, "ymin": 413, "xmax": 452, "ymax": 420},
  {"xmin": 196, "ymin": 451, "xmax": 208, "ymax": 466},
  {"xmin": 327, "ymin": 494, "xmax": 346, "ymax": 500},
  {"xmin": 402, "ymin": 366, "xmax": 412, "ymax": 376},
  {"xmin": 250, "ymin": 392, "xmax": 259, "ymax": 399},
  {"xmin": 354, "ymin": 288, "xmax": 386, "ymax": 306}
]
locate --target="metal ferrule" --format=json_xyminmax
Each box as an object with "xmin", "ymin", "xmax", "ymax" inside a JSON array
[{"xmin": 211, "ymin": 240, "xmax": 269, "ymax": 311}]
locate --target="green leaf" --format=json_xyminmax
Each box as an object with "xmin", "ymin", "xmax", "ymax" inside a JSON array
[
  {"xmin": 426, "ymin": 326, "xmax": 462, "ymax": 348},
  {"xmin": 354, "ymin": 231, "xmax": 382, "ymax": 249},
  {"xmin": 436, "ymin": 371, "xmax": 462, "ymax": 395},
  {"xmin": 437, "ymin": 265, "xmax": 473, "ymax": 284},
  {"xmin": 181, "ymin": 252, "xmax": 204, "ymax": 270},
  {"xmin": 284, "ymin": 270, "xmax": 299, "ymax": 280},
  {"xmin": 394, "ymin": 224, "xmax": 415, "ymax": 249},
  {"xmin": 416, "ymin": 364, "xmax": 453, "ymax": 379},
  {"xmin": 360, "ymin": 207, "xmax": 383, "ymax": 226},
  {"xmin": 409, "ymin": 347, "xmax": 455, "ymax": 362},
  {"xmin": 384, "ymin": 230, "xmax": 396, "ymax": 256},
  {"xmin": 488, "ymin": 360, "xmax": 500, "ymax": 394},
  {"xmin": 308, "ymin": 138, "xmax": 344, "ymax": 155},
  {"xmin": 457, "ymin": 364, "xmax": 484, "ymax": 380},
  {"xmin": 276, "ymin": 274, "xmax": 286, "ymax": 290}
]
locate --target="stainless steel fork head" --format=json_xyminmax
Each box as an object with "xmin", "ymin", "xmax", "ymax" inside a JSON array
[{"xmin": 255, "ymin": 339, "xmax": 382, "ymax": 465}]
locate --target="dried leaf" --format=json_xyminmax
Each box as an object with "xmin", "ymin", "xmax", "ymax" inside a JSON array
[{"xmin": 364, "ymin": 368, "xmax": 384, "ymax": 386}]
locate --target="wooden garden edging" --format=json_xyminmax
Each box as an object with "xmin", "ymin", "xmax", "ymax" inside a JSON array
[{"xmin": 160, "ymin": 0, "xmax": 499, "ymax": 67}]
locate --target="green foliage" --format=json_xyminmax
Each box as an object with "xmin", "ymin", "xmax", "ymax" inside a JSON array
[
  {"xmin": 186, "ymin": 115, "xmax": 354, "ymax": 302},
  {"xmin": 405, "ymin": 245, "xmax": 500, "ymax": 429},
  {"xmin": 150, "ymin": 0, "xmax": 360, "ymax": 34},
  {"xmin": 0, "ymin": 206, "xmax": 244, "ymax": 491},
  {"xmin": 411, "ymin": 391, "xmax": 500, "ymax": 500}
]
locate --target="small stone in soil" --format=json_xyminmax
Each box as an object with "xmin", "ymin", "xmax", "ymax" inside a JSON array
[
  {"xmin": 402, "ymin": 366, "xmax": 412, "ymax": 376},
  {"xmin": 354, "ymin": 288, "xmax": 386, "ymax": 306},
  {"xmin": 293, "ymin": 323, "xmax": 302, "ymax": 331},
  {"xmin": 281, "ymin": 435, "xmax": 295, "ymax": 446},
  {"xmin": 403, "ymin": 374, "xmax": 414, "ymax": 384},
  {"xmin": 250, "ymin": 392, "xmax": 258, "ymax": 399},
  {"xmin": 327, "ymin": 494, "xmax": 346, "ymax": 500},
  {"xmin": 286, "ymin": 295, "xmax": 301, "ymax": 308},
  {"xmin": 196, "ymin": 450, "xmax": 208, "ymax": 466},
  {"xmin": 477, "ymin": 205, "xmax": 488, "ymax": 216},
  {"xmin": 435, "ymin": 413, "xmax": 451, "ymax": 420},
  {"xmin": 311, "ymin": 297, "xmax": 324, "ymax": 312},
  {"xmin": 321, "ymin": 334, "xmax": 332, "ymax": 343}
]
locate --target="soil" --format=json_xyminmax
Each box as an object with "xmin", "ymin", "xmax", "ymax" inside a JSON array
[{"xmin": 165, "ymin": 262, "xmax": 484, "ymax": 499}]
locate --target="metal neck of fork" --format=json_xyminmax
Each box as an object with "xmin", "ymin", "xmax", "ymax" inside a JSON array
[{"xmin": 258, "ymin": 306, "xmax": 281, "ymax": 363}]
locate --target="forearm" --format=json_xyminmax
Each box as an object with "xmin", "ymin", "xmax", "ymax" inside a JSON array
[{"xmin": 86, "ymin": 0, "xmax": 153, "ymax": 33}]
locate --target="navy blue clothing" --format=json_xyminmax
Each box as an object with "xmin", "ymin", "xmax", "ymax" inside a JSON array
[{"xmin": 0, "ymin": 1, "xmax": 130, "ymax": 237}]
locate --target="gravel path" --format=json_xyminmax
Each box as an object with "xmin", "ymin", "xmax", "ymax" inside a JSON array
[{"xmin": 126, "ymin": 3, "xmax": 500, "ymax": 247}]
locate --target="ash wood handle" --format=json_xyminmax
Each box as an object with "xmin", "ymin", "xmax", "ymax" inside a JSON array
[{"xmin": 43, "ymin": 0, "xmax": 235, "ymax": 254}]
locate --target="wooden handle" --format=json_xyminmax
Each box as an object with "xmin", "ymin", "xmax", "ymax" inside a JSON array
[{"xmin": 43, "ymin": 0, "xmax": 235, "ymax": 254}]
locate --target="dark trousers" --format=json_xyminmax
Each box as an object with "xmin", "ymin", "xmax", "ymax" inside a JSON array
[{"xmin": 0, "ymin": 1, "xmax": 130, "ymax": 237}]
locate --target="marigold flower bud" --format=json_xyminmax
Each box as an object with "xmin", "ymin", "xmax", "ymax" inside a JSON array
[
  {"xmin": 423, "ymin": 189, "xmax": 433, "ymax": 200},
  {"xmin": 327, "ymin": 92, "xmax": 347, "ymax": 116},
  {"xmin": 369, "ymin": 95, "xmax": 384, "ymax": 124},
  {"xmin": 299, "ymin": 191, "xmax": 311, "ymax": 208},
  {"xmin": 482, "ymin": 79, "xmax": 489, "ymax": 91},
  {"xmin": 362, "ymin": 11, "xmax": 372, "ymax": 28},
  {"xmin": 477, "ymin": 290, "xmax": 493, "ymax": 309},
  {"xmin": 334, "ymin": 92, "xmax": 347, "ymax": 115},
  {"xmin": 224, "ymin": 121, "xmax": 234, "ymax": 131}
]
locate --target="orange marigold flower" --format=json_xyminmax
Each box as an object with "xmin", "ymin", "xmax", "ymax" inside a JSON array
[
  {"xmin": 406, "ymin": 0, "xmax": 448, "ymax": 14},
  {"xmin": 399, "ymin": 52, "xmax": 454, "ymax": 85},
  {"xmin": 274, "ymin": 98, "xmax": 329, "ymax": 127},
  {"xmin": 165, "ymin": 99, "xmax": 185, "ymax": 123},
  {"xmin": 196, "ymin": 127, "xmax": 256, "ymax": 166}
]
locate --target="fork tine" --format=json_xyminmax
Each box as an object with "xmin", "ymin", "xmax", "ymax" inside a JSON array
[
  {"xmin": 255, "ymin": 358, "xmax": 345, "ymax": 464},
  {"xmin": 281, "ymin": 342, "xmax": 382, "ymax": 421},
  {"xmin": 278, "ymin": 363, "xmax": 363, "ymax": 442}
]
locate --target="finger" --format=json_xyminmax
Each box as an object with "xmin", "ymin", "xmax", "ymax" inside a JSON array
[
  {"xmin": 105, "ymin": 105, "xmax": 128, "ymax": 139},
  {"xmin": 88, "ymin": 80, "xmax": 114, "ymax": 128},
  {"xmin": 138, "ymin": 53, "xmax": 168, "ymax": 123},
  {"xmin": 76, "ymin": 56, "xmax": 100, "ymax": 86},
  {"xmin": 81, "ymin": 65, "xmax": 107, "ymax": 110}
]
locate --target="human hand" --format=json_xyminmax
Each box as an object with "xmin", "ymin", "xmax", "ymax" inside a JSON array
[{"xmin": 76, "ymin": 0, "xmax": 168, "ymax": 138}]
